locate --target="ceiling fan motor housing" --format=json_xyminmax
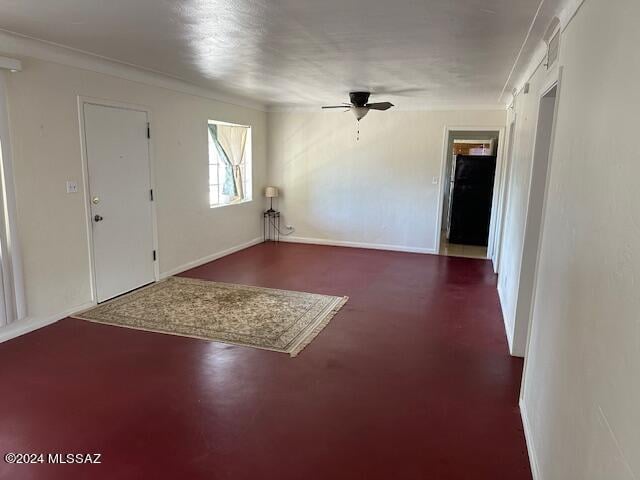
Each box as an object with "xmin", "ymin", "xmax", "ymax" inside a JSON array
[{"xmin": 349, "ymin": 91, "xmax": 371, "ymax": 107}]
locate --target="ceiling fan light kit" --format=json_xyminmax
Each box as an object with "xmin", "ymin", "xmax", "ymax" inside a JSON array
[{"xmin": 352, "ymin": 106, "xmax": 369, "ymax": 121}]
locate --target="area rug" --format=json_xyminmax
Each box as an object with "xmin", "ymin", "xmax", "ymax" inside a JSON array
[{"xmin": 73, "ymin": 276, "xmax": 348, "ymax": 357}]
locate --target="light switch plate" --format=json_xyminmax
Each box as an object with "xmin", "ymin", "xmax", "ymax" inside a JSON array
[
  {"xmin": 66, "ymin": 181, "xmax": 78, "ymax": 193},
  {"xmin": 432, "ymin": 176, "xmax": 439, "ymax": 185}
]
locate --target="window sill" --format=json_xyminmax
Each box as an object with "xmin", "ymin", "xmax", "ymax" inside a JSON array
[{"xmin": 209, "ymin": 199, "xmax": 253, "ymax": 210}]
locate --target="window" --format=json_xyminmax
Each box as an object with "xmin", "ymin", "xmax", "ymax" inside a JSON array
[{"xmin": 207, "ymin": 120, "xmax": 252, "ymax": 207}]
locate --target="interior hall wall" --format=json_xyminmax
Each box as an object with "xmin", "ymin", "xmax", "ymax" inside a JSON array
[{"xmin": 509, "ymin": 0, "xmax": 640, "ymax": 477}]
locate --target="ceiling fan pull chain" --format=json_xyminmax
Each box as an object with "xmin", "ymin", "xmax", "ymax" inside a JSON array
[{"xmin": 356, "ymin": 121, "xmax": 360, "ymax": 141}]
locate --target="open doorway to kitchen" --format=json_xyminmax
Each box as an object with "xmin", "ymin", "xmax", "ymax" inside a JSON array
[{"xmin": 438, "ymin": 130, "xmax": 500, "ymax": 259}]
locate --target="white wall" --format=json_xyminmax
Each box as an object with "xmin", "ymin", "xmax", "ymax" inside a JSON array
[
  {"xmin": 508, "ymin": 0, "xmax": 640, "ymax": 477},
  {"xmin": 3, "ymin": 56, "xmax": 267, "ymax": 323},
  {"xmin": 268, "ymin": 109, "xmax": 505, "ymax": 253}
]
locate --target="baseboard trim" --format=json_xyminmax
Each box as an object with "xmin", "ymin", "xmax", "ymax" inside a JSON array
[
  {"xmin": 280, "ymin": 236, "xmax": 437, "ymax": 255},
  {"xmin": 520, "ymin": 398, "xmax": 541, "ymax": 480},
  {"xmin": 0, "ymin": 301, "xmax": 96, "ymax": 344},
  {"xmin": 160, "ymin": 236, "xmax": 263, "ymax": 278}
]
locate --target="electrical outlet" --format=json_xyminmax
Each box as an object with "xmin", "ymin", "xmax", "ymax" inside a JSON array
[
  {"xmin": 286, "ymin": 225, "xmax": 294, "ymax": 230},
  {"xmin": 432, "ymin": 176, "xmax": 439, "ymax": 185},
  {"xmin": 66, "ymin": 181, "xmax": 78, "ymax": 193}
]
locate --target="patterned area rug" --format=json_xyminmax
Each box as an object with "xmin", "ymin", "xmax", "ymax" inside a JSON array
[{"xmin": 73, "ymin": 276, "xmax": 348, "ymax": 356}]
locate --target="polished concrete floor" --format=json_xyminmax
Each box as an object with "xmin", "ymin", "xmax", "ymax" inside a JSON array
[{"xmin": 0, "ymin": 242, "xmax": 530, "ymax": 479}]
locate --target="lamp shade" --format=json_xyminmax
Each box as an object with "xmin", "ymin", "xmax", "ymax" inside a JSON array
[{"xmin": 265, "ymin": 186, "xmax": 279, "ymax": 198}]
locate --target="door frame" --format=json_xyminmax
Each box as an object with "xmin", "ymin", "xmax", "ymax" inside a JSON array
[
  {"xmin": 494, "ymin": 113, "xmax": 518, "ymax": 274},
  {"xmin": 517, "ymin": 66, "xmax": 563, "ymax": 367},
  {"xmin": 435, "ymin": 125, "xmax": 506, "ymax": 256},
  {"xmin": 77, "ymin": 96, "xmax": 160, "ymax": 303}
]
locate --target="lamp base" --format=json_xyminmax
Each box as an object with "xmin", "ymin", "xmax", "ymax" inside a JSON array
[{"xmin": 265, "ymin": 196, "xmax": 276, "ymax": 214}]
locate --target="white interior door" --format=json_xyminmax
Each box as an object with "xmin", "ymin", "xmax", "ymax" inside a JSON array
[{"xmin": 83, "ymin": 103, "xmax": 155, "ymax": 303}]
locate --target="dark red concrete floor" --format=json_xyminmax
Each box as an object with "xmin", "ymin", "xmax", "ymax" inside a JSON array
[{"xmin": 0, "ymin": 242, "xmax": 531, "ymax": 479}]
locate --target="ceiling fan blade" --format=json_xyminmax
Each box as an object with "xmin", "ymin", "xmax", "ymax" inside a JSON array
[
  {"xmin": 322, "ymin": 105, "xmax": 351, "ymax": 109},
  {"xmin": 365, "ymin": 102, "xmax": 394, "ymax": 111}
]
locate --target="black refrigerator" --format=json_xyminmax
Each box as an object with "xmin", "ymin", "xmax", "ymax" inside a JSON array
[{"xmin": 447, "ymin": 155, "xmax": 496, "ymax": 246}]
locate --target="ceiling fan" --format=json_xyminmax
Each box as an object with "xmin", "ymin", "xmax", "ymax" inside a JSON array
[{"xmin": 322, "ymin": 92, "xmax": 394, "ymax": 121}]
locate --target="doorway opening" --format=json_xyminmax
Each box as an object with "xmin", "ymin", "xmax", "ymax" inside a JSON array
[
  {"xmin": 511, "ymin": 83, "xmax": 559, "ymax": 357},
  {"xmin": 439, "ymin": 130, "xmax": 500, "ymax": 259}
]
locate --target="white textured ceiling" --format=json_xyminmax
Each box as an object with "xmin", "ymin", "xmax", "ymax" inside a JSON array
[{"xmin": 0, "ymin": 0, "xmax": 548, "ymax": 109}]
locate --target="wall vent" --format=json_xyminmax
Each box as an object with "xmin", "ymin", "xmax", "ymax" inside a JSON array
[{"xmin": 546, "ymin": 29, "xmax": 560, "ymax": 69}]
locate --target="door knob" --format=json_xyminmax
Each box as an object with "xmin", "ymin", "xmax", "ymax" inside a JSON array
[{"xmin": 94, "ymin": 215, "xmax": 103, "ymax": 222}]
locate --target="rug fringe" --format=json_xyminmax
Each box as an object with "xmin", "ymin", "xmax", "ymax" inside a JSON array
[{"xmin": 289, "ymin": 296, "xmax": 349, "ymax": 357}]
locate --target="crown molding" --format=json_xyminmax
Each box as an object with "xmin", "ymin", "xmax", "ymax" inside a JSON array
[
  {"xmin": 498, "ymin": 0, "xmax": 587, "ymax": 105},
  {"xmin": 0, "ymin": 29, "xmax": 266, "ymax": 112},
  {"xmin": 558, "ymin": 0, "xmax": 586, "ymax": 31},
  {"xmin": 498, "ymin": 0, "xmax": 547, "ymax": 105},
  {"xmin": 509, "ymin": 41, "xmax": 548, "ymax": 103}
]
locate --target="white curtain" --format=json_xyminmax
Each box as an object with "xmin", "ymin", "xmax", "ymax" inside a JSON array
[
  {"xmin": 216, "ymin": 125, "xmax": 248, "ymax": 200},
  {"xmin": 0, "ymin": 71, "xmax": 26, "ymax": 327}
]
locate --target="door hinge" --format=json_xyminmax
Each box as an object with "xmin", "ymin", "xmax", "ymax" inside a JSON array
[
  {"xmin": 153, "ymin": 250, "xmax": 157, "ymax": 261},
  {"xmin": 150, "ymin": 189, "xmax": 154, "ymax": 201},
  {"xmin": 147, "ymin": 122, "xmax": 151, "ymax": 139}
]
